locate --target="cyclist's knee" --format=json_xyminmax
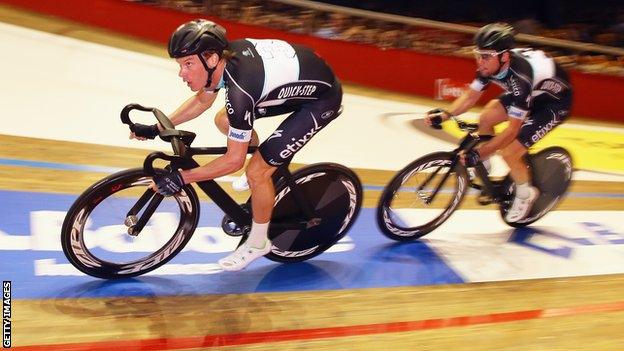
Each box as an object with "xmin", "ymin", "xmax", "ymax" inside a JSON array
[{"xmin": 246, "ymin": 154, "xmax": 275, "ymax": 184}]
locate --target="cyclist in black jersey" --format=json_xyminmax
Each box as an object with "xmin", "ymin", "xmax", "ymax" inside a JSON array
[
  {"xmin": 130, "ymin": 19, "xmax": 343, "ymax": 271},
  {"xmin": 425, "ymin": 23, "xmax": 572, "ymax": 222}
]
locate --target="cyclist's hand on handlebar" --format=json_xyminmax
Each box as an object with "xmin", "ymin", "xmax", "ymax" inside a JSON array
[
  {"xmin": 424, "ymin": 108, "xmax": 451, "ymax": 130},
  {"xmin": 129, "ymin": 123, "xmax": 160, "ymax": 141},
  {"xmin": 151, "ymin": 169, "xmax": 185, "ymax": 196},
  {"xmin": 459, "ymin": 149, "xmax": 480, "ymax": 167}
]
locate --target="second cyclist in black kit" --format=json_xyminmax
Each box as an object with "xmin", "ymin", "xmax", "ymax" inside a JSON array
[
  {"xmin": 425, "ymin": 23, "xmax": 572, "ymax": 223},
  {"xmin": 130, "ymin": 19, "xmax": 343, "ymax": 271}
]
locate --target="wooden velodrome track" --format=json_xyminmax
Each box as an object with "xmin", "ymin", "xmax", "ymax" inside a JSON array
[{"xmin": 2, "ymin": 4, "xmax": 624, "ymax": 350}]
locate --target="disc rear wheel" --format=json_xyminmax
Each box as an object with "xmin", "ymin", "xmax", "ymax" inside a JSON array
[{"xmin": 266, "ymin": 163, "xmax": 363, "ymax": 263}]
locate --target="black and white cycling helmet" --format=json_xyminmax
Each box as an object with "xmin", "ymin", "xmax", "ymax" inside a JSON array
[{"xmin": 474, "ymin": 23, "xmax": 515, "ymax": 52}]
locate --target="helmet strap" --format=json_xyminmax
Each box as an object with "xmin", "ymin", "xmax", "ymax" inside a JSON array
[
  {"xmin": 492, "ymin": 52, "xmax": 509, "ymax": 79},
  {"xmin": 198, "ymin": 53, "xmax": 216, "ymax": 89}
]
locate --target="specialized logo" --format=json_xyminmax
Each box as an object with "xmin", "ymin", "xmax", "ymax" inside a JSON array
[
  {"xmin": 279, "ymin": 114, "xmax": 323, "ymax": 159},
  {"xmin": 521, "ymin": 117, "xmax": 534, "ymax": 128},
  {"xmin": 267, "ymin": 129, "xmax": 283, "ymax": 141},
  {"xmin": 244, "ymin": 110, "xmax": 252, "ymax": 126},
  {"xmin": 277, "ymin": 85, "xmax": 317, "ymax": 99}
]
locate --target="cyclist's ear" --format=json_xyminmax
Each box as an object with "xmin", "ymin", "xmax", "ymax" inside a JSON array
[
  {"xmin": 500, "ymin": 51, "xmax": 511, "ymax": 63},
  {"xmin": 203, "ymin": 52, "xmax": 220, "ymax": 68}
]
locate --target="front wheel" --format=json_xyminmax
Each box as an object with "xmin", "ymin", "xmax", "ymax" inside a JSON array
[
  {"xmin": 499, "ymin": 146, "xmax": 573, "ymax": 227},
  {"xmin": 376, "ymin": 152, "xmax": 469, "ymax": 241},
  {"xmin": 266, "ymin": 163, "xmax": 363, "ymax": 263},
  {"xmin": 61, "ymin": 168, "xmax": 200, "ymax": 279}
]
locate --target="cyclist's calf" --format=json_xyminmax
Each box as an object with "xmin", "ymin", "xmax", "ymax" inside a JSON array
[{"xmin": 501, "ymin": 140, "xmax": 531, "ymax": 184}]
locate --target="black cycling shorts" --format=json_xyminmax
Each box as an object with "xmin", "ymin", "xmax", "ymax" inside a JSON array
[
  {"xmin": 498, "ymin": 92, "xmax": 572, "ymax": 148},
  {"xmin": 258, "ymin": 81, "xmax": 343, "ymax": 166}
]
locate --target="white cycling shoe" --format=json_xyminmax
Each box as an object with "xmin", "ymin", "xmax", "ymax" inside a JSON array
[
  {"xmin": 218, "ymin": 240, "xmax": 272, "ymax": 271},
  {"xmin": 505, "ymin": 186, "xmax": 539, "ymax": 222},
  {"xmin": 232, "ymin": 173, "xmax": 249, "ymax": 192}
]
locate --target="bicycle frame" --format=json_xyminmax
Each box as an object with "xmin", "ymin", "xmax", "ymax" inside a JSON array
[
  {"xmin": 419, "ymin": 121, "xmax": 505, "ymax": 206},
  {"xmin": 121, "ymin": 103, "xmax": 321, "ymax": 239}
]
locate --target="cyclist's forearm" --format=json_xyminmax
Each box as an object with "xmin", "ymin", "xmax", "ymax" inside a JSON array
[
  {"xmin": 448, "ymin": 89, "xmax": 481, "ymax": 116},
  {"xmin": 180, "ymin": 156, "xmax": 244, "ymax": 184},
  {"xmin": 167, "ymin": 91, "xmax": 216, "ymax": 127}
]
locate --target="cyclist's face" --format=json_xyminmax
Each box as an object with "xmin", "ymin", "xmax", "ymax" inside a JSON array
[
  {"xmin": 474, "ymin": 50, "xmax": 501, "ymax": 76},
  {"xmin": 175, "ymin": 55, "xmax": 208, "ymax": 91}
]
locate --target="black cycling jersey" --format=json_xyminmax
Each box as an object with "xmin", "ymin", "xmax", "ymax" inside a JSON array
[
  {"xmin": 221, "ymin": 38, "xmax": 342, "ymax": 166},
  {"xmin": 223, "ymin": 38, "xmax": 337, "ymax": 142},
  {"xmin": 470, "ymin": 49, "xmax": 572, "ymax": 121}
]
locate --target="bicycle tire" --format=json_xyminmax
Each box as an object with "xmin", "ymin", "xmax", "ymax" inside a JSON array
[
  {"xmin": 61, "ymin": 168, "xmax": 200, "ymax": 279},
  {"xmin": 500, "ymin": 146, "xmax": 573, "ymax": 227},
  {"xmin": 376, "ymin": 152, "xmax": 469, "ymax": 241},
  {"xmin": 265, "ymin": 163, "xmax": 363, "ymax": 263}
]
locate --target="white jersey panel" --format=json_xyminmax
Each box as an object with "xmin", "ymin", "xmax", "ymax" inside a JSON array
[
  {"xmin": 246, "ymin": 39, "xmax": 300, "ymax": 99},
  {"xmin": 513, "ymin": 49, "xmax": 555, "ymax": 97}
]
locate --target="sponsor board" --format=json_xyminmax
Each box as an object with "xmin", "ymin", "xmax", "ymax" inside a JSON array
[{"xmin": 435, "ymin": 78, "xmax": 469, "ymax": 100}]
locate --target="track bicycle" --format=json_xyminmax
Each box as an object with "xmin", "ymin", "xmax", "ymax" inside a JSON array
[
  {"xmin": 61, "ymin": 104, "xmax": 363, "ymax": 279},
  {"xmin": 377, "ymin": 117, "xmax": 573, "ymax": 241}
]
